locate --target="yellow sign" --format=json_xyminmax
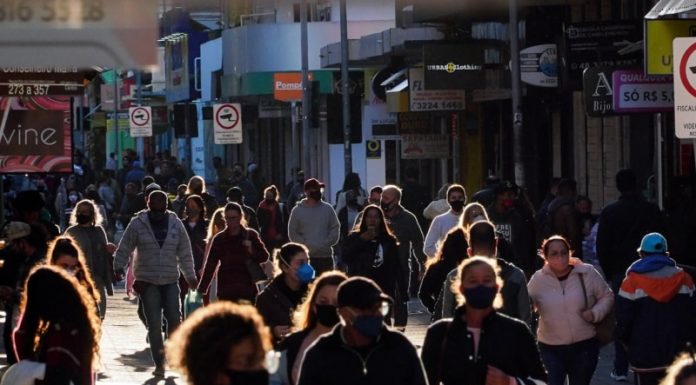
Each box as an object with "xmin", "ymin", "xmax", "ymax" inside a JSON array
[{"xmin": 646, "ymin": 19, "xmax": 696, "ymax": 75}]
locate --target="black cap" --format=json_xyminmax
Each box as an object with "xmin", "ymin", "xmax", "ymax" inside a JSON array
[
  {"xmin": 494, "ymin": 180, "xmax": 518, "ymax": 196},
  {"xmin": 338, "ymin": 277, "xmax": 393, "ymax": 309}
]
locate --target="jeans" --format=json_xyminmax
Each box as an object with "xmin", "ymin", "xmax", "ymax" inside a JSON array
[
  {"xmin": 393, "ymin": 251, "xmax": 411, "ymax": 327},
  {"xmin": 94, "ymin": 277, "xmax": 107, "ymax": 320},
  {"xmin": 611, "ymin": 274, "xmax": 629, "ymax": 375},
  {"xmin": 539, "ymin": 338, "xmax": 599, "ymax": 385},
  {"xmin": 138, "ymin": 282, "xmax": 181, "ymax": 367}
]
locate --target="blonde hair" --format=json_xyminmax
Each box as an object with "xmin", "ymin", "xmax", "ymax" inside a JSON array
[
  {"xmin": 69, "ymin": 200, "xmax": 104, "ymax": 227},
  {"xmin": 206, "ymin": 208, "xmax": 225, "ymax": 242},
  {"xmin": 452, "ymin": 256, "xmax": 504, "ymax": 309},
  {"xmin": 660, "ymin": 352, "xmax": 696, "ymax": 385},
  {"xmin": 459, "ymin": 202, "xmax": 488, "ymax": 232},
  {"xmin": 186, "ymin": 176, "xmax": 207, "ymax": 195}
]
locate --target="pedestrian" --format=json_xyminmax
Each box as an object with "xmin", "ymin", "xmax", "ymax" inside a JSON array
[
  {"xmin": 184, "ymin": 176, "xmax": 219, "ymax": 220},
  {"xmin": 367, "ymin": 186, "xmax": 383, "ymax": 206},
  {"xmin": 286, "ymin": 169, "xmax": 306, "ymax": 209},
  {"xmin": 297, "ymin": 276, "xmax": 428, "ymax": 385},
  {"xmin": 66, "ymin": 199, "xmax": 116, "ymax": 320},
  {"xmin": 287, "ymin": 178, "xmax": 340, "ymax": 275},
  {"xmin": 13, "ymin": 265, "xmax": 100, "ymax": 385},
  {"xmin": 170, "ymin": 183, "xmax": 188, "ymax": 219},
  {"xmin": 596, "ymin": 169, "xmax": 665, "ymax": 381},
  {"xmin": 616, "ymin": 232, "xmax": 696, "ymax": 385},
  {"xmin": 334, "ymin": 172, "xmax": 367, "ymax": 213},
  {"xmin": 256, "ymin": 243, "xmax": 313, "ymax": 344},
  {"xmin": 421, "ymin": 256, "xmax": 547, "ymax": 385},
  {"xmin": 399, "ymin": 167, "xmax": 430, "ymax": 229},
  {"xmin": 423, "ymin": 184, "xmax": 467, "ymax": 259},
  {"xmin": 227, "ymin": 186, "xmax": 260, "ymax": 231},
  {"xmin": 342, "ymin": 205, "xmax": 399, "ymax": 308},
  {"xmin": 180, "ymin": 195, "xmax": 209, "ymax": 303},
  {"xmin": 378, "ymin": 184, "xmax": 425, "ymax": 330},
  {"xmin": 230, "ymin": 162, "xmax": 259, "ymax": 208},
  {"xmin": 213, "ymin": 156, "xmax": 233, "ymax": 205},
  {"xmin": 202, "ymin": 207, "xmax": 227, "ymax": 303},
  {"xmin": 539, "ymin": 179, "xmax": 583, "ymax": 260},
  {"xmin": 271, "ymin": 271, "xmax": 348, "ymax": 385},
  {"xmin": 528, "ymin": 235, "xmax": 614, "ymax": 385},
  {"xmin": 423, "ymin": 183, "xmax": 451, "ymax": 221},
  {"xmin": 113, "ymin": 190, "xmax": 198, "ymax": 377},
  {"xmin": 117, "ymin": 182, "xmax": 140, "ymax": 229},
  {"xmin": 10, "ymin": 190, "xmax": 59, "ymax": 240},
  {"xmin": 47, "ymin": 236, "xmax": 102, "ymax": 319},
  {"xmin": 470, "ymin": 174, "xmax": 500, "ymax": 208},
  {"xmin": 660, "ymin": 352, "xmax": 696, "ymax": 385},
  {"xmin": 166, "ymin": 302, "xmax": 274, "ymax": 385},
  {"xmin": 198, "ymin": 202, "xmax": 270, "ymax": 303},
  {"xmin": 257, "ymin": 185, "xmax": 289, "ymax": 252}
]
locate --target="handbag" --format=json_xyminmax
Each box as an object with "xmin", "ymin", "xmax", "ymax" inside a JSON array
[
  {"xmin": 184, "ymin": 289, "xmax": 204, "ymax": 318},
  {"xmin": 578, "ymin": 274, "xmax": 616, "ymax": 346},
  {"xmin": 243, "ymin": 230, "xmax": 268, "ymax": 283}
]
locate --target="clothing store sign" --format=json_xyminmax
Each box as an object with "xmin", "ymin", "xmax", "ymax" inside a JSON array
[
  {"xmin": 673, "ymin": 37, "xmax": 696, "ymax": 138},
  {"xmin": 612, "ymin": 69, "xmax": 673, "ymax": 113},
  {"xmin": 423, "ymin": 44, "xmax": 485, "ymax": 90}
]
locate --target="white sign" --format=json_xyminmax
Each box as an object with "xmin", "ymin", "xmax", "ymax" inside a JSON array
[
  {"xmin": 673, "ymin": 38, "xmax": 696, "ymax": 139},
  {"xmin": 128, "ymin": 106, "xmax": 152, "ymax": 137},
  {"xmin": 409, "ymin": 68, "xmax": 465, "ymax": 112},
  {"xmin": 0, "ymin": 0, "xmax": 158, "ymax": 67},
  {"xmin": 520, "ymin": 44, "xmax": 558, "ymax": 87},
  {"xmin": 213, "ymin": 103, "xmax": 243, "ymax": 144}
]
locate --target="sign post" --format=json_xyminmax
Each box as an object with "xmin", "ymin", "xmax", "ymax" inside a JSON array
[
  {"xmin": 213, "ymin": 103, "xmax": 243, "ymax": 144},
  {"xmin": 128, "ymin": 106, "xmax": 153, "ymax": 137}
]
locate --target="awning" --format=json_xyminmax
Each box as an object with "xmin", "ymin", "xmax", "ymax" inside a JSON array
[{"xmin": 646, "ymin": 0, "xmax": 696, "ymax": 19}]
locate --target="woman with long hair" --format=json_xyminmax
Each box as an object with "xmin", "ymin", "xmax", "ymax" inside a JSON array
[
  {"xmin": 257, "ymin": 185, "xmax": 289, "ymax": 251},
  {"xmin": 166, "ymin": 302, "xmax": 274, "ymax": 385},
  {"xmin": 271, "ymin": 271, "xmax": 348, "ymax": 385},
  {"xmin": 421, "ymin": 257, "xmax": 547, "ymax": 385},
  {"xmin": 180, "ymin": 195, "xmax": 209, "ymax": 302},
  {"xmin": 13, "ymin": 265, "xmax": 101, "ymax": 385},
  {"xmin": 528, "ymin": 235, "xmax": 613, "ymax": 385},
  {"xmin": 203, "ymin": 207, "xmax": 227, "ymax": 302},
  {"xmin": 341, "ymin": 205, "xmax": 399, "ymax": 301},
  {"xmin": 65, "ymin": 199, "xmax": 115, "ymax": 320},
  {"xmin": 256, "ymin": 243, "xmax": 313, "ymax": 343},
  {"xmin": 183, "ymin": 176, "xmax": 218, "ymax": 220},
  {"xmin": 46, "ymin": 236, "xmax": 101, "ymax": 316},
  {"xmin": 198, "ymin": 202, "xmax": 270, "ymax": 303}
]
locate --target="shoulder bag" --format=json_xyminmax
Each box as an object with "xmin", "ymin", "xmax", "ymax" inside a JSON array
[{"xmin": 578, "ymin": 274, "xmax": 616, "ymax": 346}]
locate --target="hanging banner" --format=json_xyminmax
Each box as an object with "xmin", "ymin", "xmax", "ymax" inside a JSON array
[
  {"xmin": 612, "ymin": 69, "xmax": 673, "ymax": 113},
  {"xmin": 401, "ymin": 134, "xmax": 450, "ymax": 159},
  {"xmin": 213, "ymin": 103, "xmax": 242, "ymax": 144}
]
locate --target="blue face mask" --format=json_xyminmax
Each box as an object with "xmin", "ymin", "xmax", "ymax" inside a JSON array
[
  {"xmin": 351, "ymin": 314, "xmax": 383, "ymax": 339},
  {"xmin": 463, "ymin": 285, "xmax": 497, "ymax": 309},
  {"xmin": 295, "ymin": 263, "xmax": 315, "ymax": 284}
]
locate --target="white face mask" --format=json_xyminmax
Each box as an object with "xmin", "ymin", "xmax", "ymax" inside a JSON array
[{"xmin": 471, "ymin": 214, "xmax": 486, "ymax": 223}]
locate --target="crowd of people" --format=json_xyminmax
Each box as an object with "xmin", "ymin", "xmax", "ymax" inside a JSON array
[{"xmin": 0, "ymin": 162, "xmax": 693, "ymax": 385}]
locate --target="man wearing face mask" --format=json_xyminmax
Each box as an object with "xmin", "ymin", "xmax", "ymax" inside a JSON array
[
  {"xmin": 297, "ymin": 277, "xmax": 428, "ymax": 385},
  {"xmin": 287, "ymin": 178, "xmax": 340, "ymax": 275},
  {"xmin": 423, "ymin": 184, "xmax": 467, "ymax": 259},
  {"xmin": 113, "ymin": 190, "xmax": 198, "ymax": 377}
]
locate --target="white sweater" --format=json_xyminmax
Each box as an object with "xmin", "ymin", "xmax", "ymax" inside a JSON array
[{"xmin": 423, "ymin": 211, "xmax": 461, "ymax": 258}]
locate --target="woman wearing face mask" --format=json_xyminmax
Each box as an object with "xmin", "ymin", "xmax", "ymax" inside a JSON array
[
  {"xmin": 341, "ymin": 205, "xmax": 399, "ymax": 306},
  {"xmin": 256, "ymin": 243, "xmax": 314, "ymax": 344},
  {"xmin": 271, "ymin": 271, "xmax": 348, "ymax": 385},
  {"xmin": 198, "ymin": 203, "xmax": 271, "ymax": 303},
  {"xmin": 66, "ymin": 199, "xmax": 116, "ymax": 320},
  {"xmin": 59, "ymin": 187, "xmax": 82, "ymax": 232},
  {"xmin": 180, "ymin": 195, "xmax": 209, "ymax": 303},
  {"xmin": 527, "ymin": 236, "xmax": 613, "ymax": 385},
  {"xmin": 257, "ymin": 185, "xmax": 289, "ymax": 252},
  {"xmin": 47, "ymin": 236, "xmax": 101, "ymax": 318},
  {"xmin": 421, "ymin": 257, "xmax": 547, "ymax": 385},
  {"xmin": 166, "ymin": 302, "xmax": 276, "ymax": 385}
]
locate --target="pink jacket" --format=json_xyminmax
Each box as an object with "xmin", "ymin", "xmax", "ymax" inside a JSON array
[{"xmin": 528, "ymin": 259, "xmax": 614, "ymax": 345}]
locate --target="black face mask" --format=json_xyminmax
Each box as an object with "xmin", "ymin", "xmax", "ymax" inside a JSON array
[
  {"xmin": 225, "ymin": 369, "xmax": 269, "ymax": 385},
  {"xmin": 308, "ymin": 191, "xmax": 322, "ymax": 201},
  {"xmin": 449, "ymin": 200, "xmax": 465, "ymax": 212},
  {"xmin": 76, "ymin": 214, "xmax": 91, "ymax": 225},
  {"xmin": 315, "ymin": 304, "xmax": 340, "ymax": 327}
]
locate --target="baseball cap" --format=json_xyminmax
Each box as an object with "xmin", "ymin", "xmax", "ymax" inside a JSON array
[
  {"xmin": 304, "ymin": 178, "xmax": 325, "ymax": 191},
  {"xmin": 0, "ymin": 222, "xmax": 31, "ymax": 243},
  {"xmin": 637, "ymin": 232, "xmax": 669, "ymax": 254},
  {"xmin": 338, "ymin": 277, "xmax": 393, "ymax": 309}
]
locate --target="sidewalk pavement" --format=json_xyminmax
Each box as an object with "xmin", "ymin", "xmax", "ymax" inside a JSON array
[{"xmin": 0, "ymin": 284, "xmax": 631, "ymax": 385}]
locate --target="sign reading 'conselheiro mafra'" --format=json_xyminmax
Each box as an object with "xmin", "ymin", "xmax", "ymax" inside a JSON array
[{"xmin": 673, "ymin": 37, "xmax": 696, "ymax": 138}]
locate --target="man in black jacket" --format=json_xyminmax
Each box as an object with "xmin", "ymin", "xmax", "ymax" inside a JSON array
[
  {"xmin": 298, "ymin": 277, "xmax": 427, "ymax": 385},
  {"xmin": 596, "ymin": 169, "xmax": 665, "ymax": 381}
]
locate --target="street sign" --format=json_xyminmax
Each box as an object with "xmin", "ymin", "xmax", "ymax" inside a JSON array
[
  {"xmin": 213, "ymin": 103, "xmax": 243, "ymax": 144},
  {"xmin": 0, "ymin": 69, "xmax": 84, "ymax": 96},
  {"xmin": 0, "ymin": 0, "xmax": 158, "ymax": 67},
  {"xmin": 673, "ymin": 38, "xmax": 696, "ymax": 139},
  {"xmin": 128, "ymin": 106, "xmax": 152, "ymax": 137},
  {"xmin": 612, "ymin": 69, "xmax": 673, "ymax": 113},
  {"xmin": 520, "ymin": 44, "xmax": 558, "ymax": 87}
]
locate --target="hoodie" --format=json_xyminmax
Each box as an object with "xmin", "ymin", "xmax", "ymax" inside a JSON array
[
  {"xmin": 616, "ymin": 254, "xmax": 696, "ymax": 368},
  {"xmin": 288, "ymin": 199, "xmax": 340, "ymax": 259}
]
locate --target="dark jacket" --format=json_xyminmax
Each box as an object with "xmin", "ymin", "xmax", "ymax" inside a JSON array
[
  {"xmin": 297, "ymin": 325, "xmax": 428, "ymax": 385},
  {"xmin": 257, "ymin": 200, "xmax": 288, "ymax": 249},
  {"xmin": 256, "ymin": 274, "xmax": 307, "ymax": 341},
  {"xmin": 543, "ymin": 195, "xmax": 583, "ymax": 260},
  {"xmin": 421, "ymin": 307, "xmax": 546, "ymax": 385},
  {"xmin": 419, "ymin": 228, "xmax": 467, "ymax": 314},
  {"xmin": 342, "ymin": 232, "xmax": 399, "ymax": 300},
  {"xmin": 487, "ymin": 206, "xmax": 535, "ymax": 276},
  {"xmin": 277, "ymin": 329, "xmax": 312, "ymax": 382},
  {"xmin": 616, "ymin": 256, "xmax": 696, "ymax": 368},
  {"xmin": 597, "ymin": 193, "xmax": 665, "ymax": 279},
  {"xmin": 182, "ymin": 218, "xmax": 209, "ymax": 273}
]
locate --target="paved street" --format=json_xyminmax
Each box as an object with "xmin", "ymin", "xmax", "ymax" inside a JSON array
[{"xmin": 0, "ymin": 283, "xmax": 630, "ymax": 385}]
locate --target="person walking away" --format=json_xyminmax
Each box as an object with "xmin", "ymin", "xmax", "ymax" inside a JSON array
[
  {"xmin": 257, "ymin": 185, "xmax": 289, "ymax": 252},
  {"xmin": 180, "ymin": 195, "xmax": 209, "ymax": 303},
  {"xmin": 540, "ymin": 179, "xmax": 583, "ymax": 260}
]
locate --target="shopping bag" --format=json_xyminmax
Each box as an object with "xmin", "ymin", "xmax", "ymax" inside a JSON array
[{"xmin": 184, "ymin": 289, "xmax": 204, "ymax": 318}]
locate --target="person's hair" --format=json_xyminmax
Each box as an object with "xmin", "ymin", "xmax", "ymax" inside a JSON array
[
  {"xmin": 575, "ymin": 195, "xmax": 591, "ymax": 206},
  {"xmin": 539, "ymin": 235, "xmax": 574, "ymax": 260},
  {"xmin": 147, "ymin": 190, "xmax": 168, "ymax": 205},
  {"xmin": 186, "ymin": 176, "xmax": 206, "ymax": 195},
  {"xmin": 141, "ymin": 175, "xmax": 155, "ymax": 189},
  {"xmin": 166, "ymin": 302, "xmax": 272, "ymax": 385},
  {"xmin": 207, "ymin": 208, "xmax": 226, "ymax": 242},
  {"xmin": 616, "ymin": 169, "xmax": 637, "ymax": 193},
  {"xmin": 274, "ymin": 242, "xmax": 309, "ymax": 276},
  {"xmin": 437, "ymin": 183, "xmax": 451, "ymax": 199},
  {"xmin": 46, "ymin": 236, "xmax": 101, "ymax": 305},
  {"xmin": 224, "ymin": 202, "xmax": 248, "ymax": 227},
  {"xmin": 293, "ymin": 271, "xmax": 348, "ymax": 331},
  {"xmin": 660, "ymin": 351, "xmax": 696, "ymax": 385},
  {"xmin": 69, "ymin": 199, "xmax": 104, "ymax": 227},
  {"xmin": 452, "ymin": 256, "xmax": 503, "ymax": 308},
  {"xmin": 381, "ymin": 185, "xmax": 402, "ymax": 202},
  {"xmin": 124, "ymin": 182, "xmax": 137, "ymax": 193},
  {"xmin": 226, "ymin": 187, "xmax": 244, "ymax": 202},
  {"xmin": 184, "ymin": 195, "xmax": 206, "ymax": 220},
  {"xmin": 557, "ymin": 179, "xmax": 577, "ymax": 196},
  {"xmin": 447, "ymin": 184, "xmax": 467, "ymax": 202},
  {"xmin": 369, "ymin": 186, "xmax": 383, "ymax": 195},
  {"xmin": 263, "ymin": 185, "xmax": 280, "ymax": 201},
  {"xmin": 342, "ymin": 172, "xmax": 362, "ymax": 191},
  {"xmin": 467, "ymin": 221, "xmax": 497, "ymax": 256},
  {"xmin": 353, "ymin": 205, "xmax": 396, "ymax": 241},
  {"xmin": 459, "ymin": 202, "xmax": 488, "ymax": 231},
  {"xmin": 19, "ymin": 266, "xmax": 100, "ymax": 371}
]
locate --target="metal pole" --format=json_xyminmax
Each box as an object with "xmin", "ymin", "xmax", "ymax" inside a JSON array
[
  {"xmin": 509, "ymin": 0, "xmax": 525, "ymax": 187},
  {"xmin": 113, "ymin": 69, "xmax": 120, "ymax": 168},
  {"xmin": 340, "ymin": 0, "xmax": 352, "ymax": 175},
  {"xmin": 300, "ymin": 0, "xmax": 311, "ymax": 175},
  {"xmin": 291, "ymin": 102, "xmax": 300, "ymax": 170},
  {"xmin": 136, "ymin": 70, "xmax": 145, "ymax": 163},
  {"xmin": 655, "ymin": 113, "xmax": 663, "ymax": 210}
]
